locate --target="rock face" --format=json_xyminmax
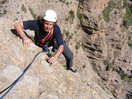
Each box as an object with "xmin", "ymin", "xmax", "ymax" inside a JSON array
[
  {"xmin": 79, "ymin": 0, "xmax": 132, "ymax": 99},
  {"xmin": 0, "ymin": 17, "xmax": 114, "ymax": 99},
  {"xmin": 0, "ymin": 0, "xmax": 131, "ymax": 99}
]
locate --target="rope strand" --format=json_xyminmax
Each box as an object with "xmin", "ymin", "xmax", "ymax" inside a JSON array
[{"xmin": 0, "ymin": 50, "xmax": 45, "ymax": 99}]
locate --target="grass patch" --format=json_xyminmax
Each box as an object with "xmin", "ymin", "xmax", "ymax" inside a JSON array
[
  {"xmin": 64, "ymin": 30, "xmax": 73, "ymax": 40},
  {"xmin": 37, "ymin": 15, "xmax": 43, "ymax": 20},
  {"xmin": 77, "ymin": 6, "xmax": 83, "ymax": 27},
  {"xmin": 123, "ymin": 0, "xmax": 132, "ymax": 28},
  {"xmin": 102, "ymin": 0, "xmax": 132, "ymax": 28},
  {"xmin": 75, "ymin": 41, "xmax": 82, "ymax": 50},
  {"xmin": 69, "ymin": 10, "xmax": 75, "ymax": 24},
  {"xmin": 58, "ymin": 0, "xmax": 69, "ymax": 4},
  {"xmin": 121, "ymin": 74, "xmax": 132, "ymax": 82},
  {"xmin": 65, "ymin": 10, "xmax": 75, "ymax": 24},
  {"xmin": 69, "ymin": 10, "xmax": 75, "ymax": 20},
  {"xmin": 21, "ymin": 4, "xmax": 27, "ymax": 13},
  {"xmin": 3, "ymin": 9, "xmax": 7, "ymax": 14},
  {"xmin": 128, "ymin": 36, "xmax": 132, "ymax": 48},
  {"xmin": 103, "ymin": 60, "xmax": 113, "ymax": 71},
  {"xmin": 102, "ymin": 0, "xmax": 116, "ymax": 22},
  {"xmin": 0, "ymin": 0, "xmax": 8, "ymax": 3}
]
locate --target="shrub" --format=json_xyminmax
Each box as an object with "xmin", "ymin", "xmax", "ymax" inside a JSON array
[
  {"xmin": 65, "ymin": 10, "xmax": 75, "ymax": 24},
  {"xmin": 69, "ymin": 10, "xmax": 75, "ymax": 20},
  {"xmin": 77, "ymin": 7, "xmax": 83, "ymax": 27},
  {"xmin": 121, "ymin": 74, "xmax": 132, "ymax": 82},
  {"xmin": 64, "ymin": 30, "xmax": 73, "ymax": 40},
  {"xmin": 102, "ymin": 0, "xmax": 132, "ymax": 28},
  {"xmin": 3, "ymin": 9, "xmax": 7, "ymax": 14},
  {"xmin": 21, "ymin": 4, "xmax": 27, "ymax": 13},
  {"xmin": 58, "ymin": 0, "xmax": 69, "ymax": 4},
  {"xmin": 0, "ymin": 0, "xmax": 8, "ymax": 3},
  {"xmin": 128, "ymin": 36, "xmax": 132, "ymax": 48},
  {"xmin": 102, "ymin": 0, "xmax": 116, "ymax": 22},
  {"xmin": 103, "ymin": 60, "xmax": 113, "ymax": 71},
  {"xmin": 123, "ymin": 0, "xmax": 132, "ymax": 28},
  {"xmin": 75, "ymin": 41, "xmax": 82, "ymax": 50}
]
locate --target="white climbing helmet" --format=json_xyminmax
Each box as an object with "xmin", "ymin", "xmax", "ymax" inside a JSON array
[{"xmin": 43, "ymin": 10, "xmax": 57, "ymax": 22}]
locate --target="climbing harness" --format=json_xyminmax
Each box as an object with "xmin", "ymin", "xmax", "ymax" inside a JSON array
[
  {"xmin": 0, "ymin": 45, "xmax": 50, "ymax": 99},
  {"xmin": 35, "ymin": 28, "xmax": 54, "ymax": 47}
]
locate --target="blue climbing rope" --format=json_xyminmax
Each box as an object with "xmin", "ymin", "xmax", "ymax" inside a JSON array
[
  {"xmin": 0, "ymin": 45, "xmax": 50, "ymax": 99},
  {"xmin": 42, "ymin": 45, "xmax": 51, "ymax": 57}
]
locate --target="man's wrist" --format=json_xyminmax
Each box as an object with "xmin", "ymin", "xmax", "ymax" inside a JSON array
[
  {"xmin": 53, "ymin": 55, "xmax": 58, "ymax": 59},
  {"xmin": 22, "ymin": 36, "xmax": 28, "ymax": 40}
]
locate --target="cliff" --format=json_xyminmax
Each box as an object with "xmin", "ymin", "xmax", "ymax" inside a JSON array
[{"xmin": 0, "ymin": 0, "xmax": 132, "ymax": 99}]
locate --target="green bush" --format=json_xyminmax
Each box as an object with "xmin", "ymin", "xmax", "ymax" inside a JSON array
[
  {"xmin": 58, "ymin": 0, "xmax": 69, "ymax": 4},
  {"xmin": 65, "ymin": 10, "xmax": 75, "ymax": 24},
  {"xmin": 102, "ymin": 0, "xmax": 116, "ymax": 22},
  {"xmin": 37, "ymin": 15, "xmax": 42, "ymax": 20},
  {"xmin": 21, "ymin": 4, "xmax": 27, "ymax": 13},
  {"xmin": 103, "ymin": 60, "xmax": 113, "ymax": 71},
  {"xmin": 69, "ymin": 10, "xmax": 75, "ymax": 23},
  {"xmin": 3, "ymin": 9, "xmax": 7, "ymax": 14},
  {"xmin": 121, "ymin": 74, "xmax": 132, "ymax": 82},
  {"xmin": 128, "ymin": 36, "xmax": 132, "ymax": 48},
  {"xmin": 102, "ymin": 0, "xmax": 132, "ymax": 28},
  {"xmin": 123, "ymin": 0, "xmax": 132, "ymax": 28},
  {"xmin": 75, "ymin": 41, "xmax": 82, "ymax": 50},
  {"xmin": 64, "ymin": 30, "xmax": 73, "ymax": 40},
  {"xmin": 77, "ymin": 7, "xmax": 83, "ymax": 26},
  {"xmin": 0, "ymin": 0, "xmax": 8, "ymax": 3},
  {"xmin": 69, "ymin": 10, "xmax": 75, "ymax": 19}
]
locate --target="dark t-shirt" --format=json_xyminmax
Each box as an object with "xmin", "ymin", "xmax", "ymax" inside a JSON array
[{"xmin": 23, "ymin": 20, "xmax": 63, "ymax": 46}]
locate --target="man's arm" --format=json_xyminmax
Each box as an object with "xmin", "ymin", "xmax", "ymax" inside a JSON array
[
  {"xmin": 14, "ymin": 22, "xmax": 33, "ymax": 46},
  {"xmin": 47, "ymin": 45, "xmax": 64, "ymax": 64},
  {"xmin": 47, "ymin": 25, "xmax": 64, "ymax": 64}
]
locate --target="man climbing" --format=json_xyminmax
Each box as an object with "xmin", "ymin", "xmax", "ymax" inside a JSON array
[{"xmin": 14, "ymin": 9, "xmax": 77, "ymax": 72}]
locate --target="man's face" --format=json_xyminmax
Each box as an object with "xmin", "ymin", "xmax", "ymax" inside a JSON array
[{"xmin": 43, "ymin": 20, "xmax": 54, "ymax": 32}]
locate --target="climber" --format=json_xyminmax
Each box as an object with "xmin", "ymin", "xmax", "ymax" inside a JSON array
[{"xmin": 14, "ymin": 9, "xmax": 77, "ymax": 72}]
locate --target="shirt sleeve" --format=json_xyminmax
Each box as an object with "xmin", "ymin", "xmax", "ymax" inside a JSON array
[
  {"xmin": 23, "ymin": 20, "xmax": 37, "ymax": 30},
  {"xmin": 54, "ymin": 25, "xmax": 64, "ymax": 46}
]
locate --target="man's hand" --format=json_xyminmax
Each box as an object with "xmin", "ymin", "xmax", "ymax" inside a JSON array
[
  {"xmin": 22, "ymin": 37, "xmax": 33, "ymax": 47},
  {"xmin": 46, "ymin": 45, "xmax": 64, "ymax": 64},
  {"xmin": 46, "ymin": 56, "xmax": 57, "ymax": 64},
  {"xmin": 14, "ymin": 22, "xmax": 34, "ymax": 47}
]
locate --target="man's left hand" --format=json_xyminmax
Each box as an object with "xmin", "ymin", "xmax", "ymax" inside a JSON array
[{"xmin": 46, "ymin": 56, "xmax": 57, "ymax": 64}]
